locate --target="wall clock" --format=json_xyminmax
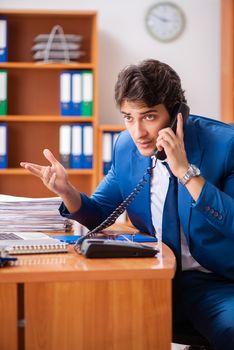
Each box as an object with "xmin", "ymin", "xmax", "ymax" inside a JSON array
[{"xmin": 145, "ymin": 2, "xmax": 186, "ymax": 42}]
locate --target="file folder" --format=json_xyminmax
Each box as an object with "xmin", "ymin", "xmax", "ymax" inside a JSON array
[
  {"xmin": 60, "ymin": 72, "xmax": 72, "ymax": 115},
  {"xmin": 82, "ymin": 124, "xmax": 93, "ymax": 168},
  {"xmin": 0, "ymin": 18, "xmax": 7, "ymax": 62},
  {"xmin": 81, "ymin": 71, "xmax": 93, "ymax": 116},
  {"xmin": 59, "ymin": 125, "xmax": 71, "ymax": 168},
  {"xmin": 71, "ymin": 124, "xmax": 83, "ymax": 168},
  {"xmin": 71, "ymin": 72, "xmax": 82, "ymax": 115},
  {"xmin": 0, "ymin": 70, "xmax": 7, "ymax": 115},
  {"xmin": 0, "ymin": 123, "xmax": 7, "ymax": 168},
  {"xmin": 102, "ymin": 132, "xmax": 112, "ymax": 175}
]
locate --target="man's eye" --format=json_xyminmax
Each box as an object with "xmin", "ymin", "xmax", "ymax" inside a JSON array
[
  {"xmin": 145, "ymin": 115, "xmax": 155, "ymax": 121},
  {"xmin": 123, "ymin": 115, "xmax": 132, "ymax": 122}
]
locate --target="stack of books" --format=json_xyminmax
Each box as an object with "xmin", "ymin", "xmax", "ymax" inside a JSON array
[{"xmin": 0, "ymin": 195, "xmax": 72, "ymax": 233}]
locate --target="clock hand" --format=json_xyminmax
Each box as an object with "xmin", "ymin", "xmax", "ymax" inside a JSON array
[{"xmin": 152, "ymin": 14, "xmax": 171, "ymax": 23}]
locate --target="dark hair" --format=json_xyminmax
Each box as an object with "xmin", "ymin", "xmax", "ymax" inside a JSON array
[{"xmin": 114, "ymin": 59, "xmax": 187, "ymax": 116}]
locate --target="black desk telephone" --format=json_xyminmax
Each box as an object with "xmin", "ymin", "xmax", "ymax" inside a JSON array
[
  {"xmin": 75, "ymin": 102, "xmax": 190, "ymax": 257},
  {"xmin": 80, "ymin": 239, "xmax": 158, "ymax": 258}
]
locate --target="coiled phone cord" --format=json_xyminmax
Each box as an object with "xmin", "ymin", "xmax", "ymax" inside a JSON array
[{"xmin": 74, "ymin": 157, "xmax": 157, "ymax": 252}]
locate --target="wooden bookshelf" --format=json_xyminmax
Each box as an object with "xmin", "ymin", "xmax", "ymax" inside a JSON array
[
  {"xmin": 0, "ymin": 9, "xmax": 98, "ymax": 197},
  {"xmin": 221, "ymin": 0, "xmax": 234, "ymax": 123}
]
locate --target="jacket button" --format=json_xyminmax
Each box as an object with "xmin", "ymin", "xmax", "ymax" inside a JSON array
[
  {"xmin": 210, "ymin": 208, "xmax": 214, "ymax": 214},
  {"xmin": 213, "ymin": 211, "xmax": 219, "ymax": 217},
  {"xmin": 218, "ymin": 214, "xmax": 223, "ymax": 220},
  {"xmin": 205, "ymin": 206, "xmax": 210, "ymax": 211}
]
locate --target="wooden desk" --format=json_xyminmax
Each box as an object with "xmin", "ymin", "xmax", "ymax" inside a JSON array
[{"xmin": 0, "ymin": 231, "xmax": 175, "ymax": 350}]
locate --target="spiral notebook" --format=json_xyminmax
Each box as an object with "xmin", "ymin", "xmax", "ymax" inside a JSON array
[{"xmin": 0, "ymin": 232, "xmax": 68, "ymax": 255}]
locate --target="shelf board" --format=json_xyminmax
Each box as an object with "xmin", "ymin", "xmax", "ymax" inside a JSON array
[
  {"xmin": 0, "ymin": 62, "xmax": 95, "ymax": 70},
  {"xmin": 0, "ymin": 116, "xmax": 94, "ymax": 122},
  {"xmin": 99, "ymin": 124, "xmax": 125, "ymax": 132},
  {"xmin": 0, "ymin": 9, "xmax": 97, "ymax": 16},
  {"xmin": 0, "ymin": 169, "xmax": 94, "ymax": 175}
]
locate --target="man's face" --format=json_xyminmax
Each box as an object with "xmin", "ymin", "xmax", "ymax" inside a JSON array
[{"xmin": 121, "ymin": 100, "xmax": 171, "ymax": 157}]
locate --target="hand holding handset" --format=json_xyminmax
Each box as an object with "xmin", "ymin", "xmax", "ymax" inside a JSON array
[{"xmin": 154, "ymin": 102, "xmax": 190, "ymax": 161}]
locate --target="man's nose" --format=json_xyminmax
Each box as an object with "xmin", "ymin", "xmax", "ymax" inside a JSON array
[{"xmin": 134, "ymin": 122, "xmax": 147, "ymax": 139}]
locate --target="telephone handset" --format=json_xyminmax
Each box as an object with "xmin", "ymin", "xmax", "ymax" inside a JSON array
[
  {"xmin": 153, "ymin": 102, "xmax": 190, "ymax": 161},
  {"xmin": 74, "ymin": 102, "xmax": 190, "ymax": 254}
]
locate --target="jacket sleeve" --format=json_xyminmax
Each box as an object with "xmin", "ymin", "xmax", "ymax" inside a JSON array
[
  {"xmin": 59, "ymin": 138, "xmax": 123, "ymax": 230},
  {"xmin": 192, "ymin": 137, "xmax": 234, "ymax": 240}
]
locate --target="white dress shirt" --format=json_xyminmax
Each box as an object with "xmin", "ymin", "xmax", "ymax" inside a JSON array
[{"xmin": 150, "ymin": 157, "xmax": 210, "ymax": 272}]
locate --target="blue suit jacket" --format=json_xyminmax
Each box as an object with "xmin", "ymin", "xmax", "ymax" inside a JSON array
[{"xmin": 61, "ymin": 116, "xmax": 234, "ymax": 279}]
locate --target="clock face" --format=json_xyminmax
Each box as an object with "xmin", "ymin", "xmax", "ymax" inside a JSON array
[{"xmin": 145, "ymin": 2, "xmax": 185, "ymax": 42}]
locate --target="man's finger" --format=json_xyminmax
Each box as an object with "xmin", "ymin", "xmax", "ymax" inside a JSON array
[
  {"xmin": 20, "ymin": 162, "xmax": 42, "ymax": 171},
  {"xmin": 42, "ymin": 166, "xmax": 52, "ymax": 185},
  {"xmin": 43, "ymin": 149, "xmax": 59, "ymax": 166},
  {"xmin": 20, "ymin": 163, "xmax": 43, "ymax": 177},
  {"xmin": 49, "ymin": 172, "xmax": 57, "ymax": 189},
  {"xmin": 176, "ymin": 113, "xmax": 184, "ymax": 139}
]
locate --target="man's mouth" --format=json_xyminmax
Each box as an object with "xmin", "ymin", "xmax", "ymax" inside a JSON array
[{"xmin": 137, "ymin": 140, "xmax": 153, "ymax": 149}]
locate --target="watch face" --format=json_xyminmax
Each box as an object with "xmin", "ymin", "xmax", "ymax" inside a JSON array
[
  {"xmin": 145, "ymin": 2, "xmax": 186, "ymax": 42},
  {"xmin": 191, "ymin": 164, "xmax": 201, "ymax": 176}
]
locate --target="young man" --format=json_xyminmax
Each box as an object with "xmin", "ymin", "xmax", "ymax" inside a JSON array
[{"xmin": 21, "ymin": 59, "xmax": 234, "ymax": 350}]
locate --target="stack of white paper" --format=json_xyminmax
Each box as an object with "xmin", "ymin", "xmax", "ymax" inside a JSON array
[{"xmin": 0, "ymin": 195, "xmax": 73, "ymax": 233}]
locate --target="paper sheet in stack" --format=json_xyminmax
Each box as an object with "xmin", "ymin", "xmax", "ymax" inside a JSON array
[{"xmin": 0, "ymin": 195, "xmax": 73, "ymax": 232}]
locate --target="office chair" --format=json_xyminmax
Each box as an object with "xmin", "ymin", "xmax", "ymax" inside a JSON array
[{"xmin": 173, "ymin": 321, "xmax": 212, "ymax": 350}]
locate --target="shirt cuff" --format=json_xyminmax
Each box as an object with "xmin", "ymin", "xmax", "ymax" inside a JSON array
[{"xmin": 58, "ymin": 192, "xmax": 88, "ymax": 220}]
